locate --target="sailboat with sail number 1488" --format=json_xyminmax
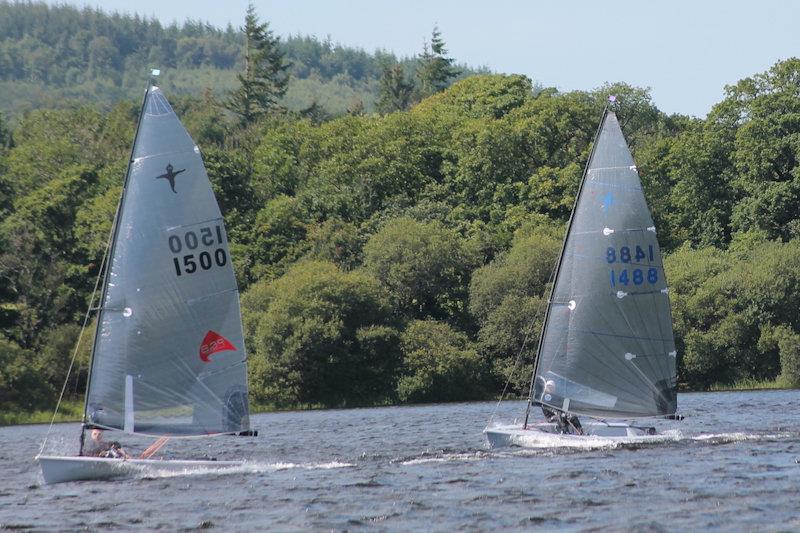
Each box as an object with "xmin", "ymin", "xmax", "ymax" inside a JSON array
[
  {"xmin": 36, "ymin": 72, "xmax": 255, "ymax": 483},
  {"xmin": 485, "ymin": 99, "xmax": 681, "ymax": 447}
]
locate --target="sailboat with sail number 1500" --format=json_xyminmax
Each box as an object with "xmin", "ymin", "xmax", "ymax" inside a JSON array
[
  {"xmin": 485, "ymin": 99, "xmax": 681, "ymax": 447},
  {"xmin": 36, "ymin": 72, "xmax": 255, "ymax": 483}
]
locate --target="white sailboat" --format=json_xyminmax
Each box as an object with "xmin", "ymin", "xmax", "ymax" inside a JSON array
[
  {"xmin": 37, "ymin": 73, "xmax": 254, "ymax": 483},
  {"xmin": 485, "ymin": 101, "xmax": 680, "ymax": 448}
]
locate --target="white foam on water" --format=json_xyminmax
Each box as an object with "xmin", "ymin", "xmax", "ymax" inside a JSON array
[
  {"xmin": 689, "ymin": 431, "xmax": 791, "ymax": 443},
  {"xmin": 498, "ymin": 429, "xmax": 793, "ymax": 453},
  {"xmin": 399, "ymin": 452, "xmax": 485, "ymax": 466},
  {"xmin": 132, "ymin": 460, "xmax": 354, "ymax": 479},
  {"xmin": 511, "ymin": 431, "xmax": 681, "ymax": 451}
]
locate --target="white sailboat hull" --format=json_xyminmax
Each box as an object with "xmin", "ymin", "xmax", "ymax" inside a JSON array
[
  {"xmin": 484, "ymin": 422, "xmax": 658, "ymax": 448},
  {"xmin": 36, "ymin": 455, "xmax": 245, "ymax": 484}
]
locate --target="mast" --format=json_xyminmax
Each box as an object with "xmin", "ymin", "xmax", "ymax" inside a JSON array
[
  {"xmin": 79, "ymin": 71, "xmax": 158, "ymax": 454},
  {"xmin": 523, "ymin": 99, "xmax": 612, "ymax": 428}
]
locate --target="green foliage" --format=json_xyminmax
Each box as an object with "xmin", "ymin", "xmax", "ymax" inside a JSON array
[
  {"xmin": 0, "ymin": 334, "xmax": 52, "ymax": 411},
  {"xmin": 242, "ymin": 261, "xmax": 400, "ymax": 407},
  {"xmin": 363, "ymin": 218, "xmax": 479, "ymax": 326},
  {"xmin": 667, "ymin": 240, "xmax": 800, "ymax": 388},
  {"xmin": 469, "ymin": 222, "xmax": 562, "ymax": 392},
  {"xmin": 8, "ymin": 45, "xmax": 800, "ymax": 418},
  {"xmin": 397, "ymin": 320, "xmax": 483, "ymax": 403}
]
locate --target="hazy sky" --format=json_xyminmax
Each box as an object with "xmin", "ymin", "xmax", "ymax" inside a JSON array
[{"xmin": 47, "ymin": 0, "xmax": 799, "ymax": 117}]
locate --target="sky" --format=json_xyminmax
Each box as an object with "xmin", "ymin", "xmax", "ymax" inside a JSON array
[{"xmin": 47, "ymin": 0, "xmax": 800, "ymax": 117}]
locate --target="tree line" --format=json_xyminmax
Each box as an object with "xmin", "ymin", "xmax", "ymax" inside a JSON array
[
  {"xmin": 0, "ymin": 1, "xmax": 476, "ymax": 119},
  {"xmin": 2, "ymin": 7, "xmax": 800, "ymax": 416}
]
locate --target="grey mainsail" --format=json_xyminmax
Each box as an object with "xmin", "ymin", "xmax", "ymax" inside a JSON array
[
  {"xmin": 531, "ymin": 110, "xmax": 677, "ymax": 419},
  {"xmin": 85, "ymin": 84, "xmax": 249, "ymax": 435}
]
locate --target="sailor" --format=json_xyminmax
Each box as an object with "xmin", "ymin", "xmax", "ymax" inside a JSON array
[
  {"xmin": 540, "ymin": 380, "xmax": 583, "ymax": 435},
  {"xmin": 83, "ymin": 428, "xmax": 130, "ymax": 459}
]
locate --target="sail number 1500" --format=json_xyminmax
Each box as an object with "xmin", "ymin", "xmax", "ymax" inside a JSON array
[{"xmin": 168, "ymin": 225, "xmax": 228, "ymax": 277}]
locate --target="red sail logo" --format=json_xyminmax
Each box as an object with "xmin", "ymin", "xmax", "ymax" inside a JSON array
[{"xmin": 199, "ymin": 330, "xmax": 236, "ymax": 362}]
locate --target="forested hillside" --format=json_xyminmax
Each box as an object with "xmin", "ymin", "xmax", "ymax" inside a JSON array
[
  {"xmin": 2, "ymin": 3, "xmax": 800, "ymax": 419},
  {"xmin": 0, "ymin": 1, "xmax": 474, "ymax": 118}
]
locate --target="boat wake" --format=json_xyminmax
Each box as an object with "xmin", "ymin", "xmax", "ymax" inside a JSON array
[
  {"xmin": 134, "ymin": 460, "xmax": 354, "ymax": 479},
  {"xmin": 394, "ymin": 450, "xmax": 490, "ymax": 466},
  {"xmin": 487, "ymin": 428, "xmax": 794, "ymax": 453}
]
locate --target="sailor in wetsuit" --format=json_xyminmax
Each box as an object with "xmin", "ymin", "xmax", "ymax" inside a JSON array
[
  {"xmin": 540, "ymin": 380, "xmax": 583, "ymax": 435},
  {"xmin": 83, "ymin": 428, "xmax": 130, "ymax": 458}
]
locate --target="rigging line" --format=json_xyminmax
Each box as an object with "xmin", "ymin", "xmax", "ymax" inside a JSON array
[
  {"xmin": 523, "ymin": 106, "xmax": 611, "ymax": 428},
  {"xmin": 80, "ymin": 79, "xmax": 153, "ymax": 456},
  {"xmin": 38, "ymin": 193, "xmax": 122, "ymax": 457},
  {"xmin": 485, "ymin": 291, "xmax": 549, "ymax": 428}
]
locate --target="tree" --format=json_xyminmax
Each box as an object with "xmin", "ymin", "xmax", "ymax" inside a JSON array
[
  {"xmin": 469, "ymin": 222, "xmax": 562, "ymax": 391},
  {"xmin": 415, "ymin": 26, "xmax": 459, "ymax": 99},
  {"xmin": 396, "ymin": 320, "xmax": 483, "ymax": 403},
  {"xmin": 242, "ymin": 261, "xmax": 400, "ymax": 407},
  {"xmin": 363, "ymin": 217, "xmax": 479, "ymax": 327},
  {"xmin": 226, "ymin": 4, "xmax": 290, "ymax": 125},
  {"xmin": 376, "ymin": 63, "xmax": 414, "ymax": 114}
]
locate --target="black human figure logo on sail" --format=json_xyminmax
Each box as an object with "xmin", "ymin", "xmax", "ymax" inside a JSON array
[{"xmin": 155, "ymin": 163, "xmax": 186, "ymax": 193}]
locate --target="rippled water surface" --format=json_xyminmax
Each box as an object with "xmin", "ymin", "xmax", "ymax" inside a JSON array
[{"xmin": 2, "ymin": 390, "xmax": 800, "ymax": 531}]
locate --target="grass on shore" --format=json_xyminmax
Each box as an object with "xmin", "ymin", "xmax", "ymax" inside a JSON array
[
  {"xmin": 0, "ymin": 400, "xmax": 83, "ymax": 426},
  {"xmin": 708, "ymin": 376, "xmax": 796, "ymax": 391}
]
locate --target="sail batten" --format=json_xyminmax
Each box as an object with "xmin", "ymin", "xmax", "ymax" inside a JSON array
[
  {"xmin": 84, "ymin": 84, "xmax": 250, "ymax": 436},
  {"xmin": 532, "ymin": 110, "xmax": 677, "ymax": 419}
]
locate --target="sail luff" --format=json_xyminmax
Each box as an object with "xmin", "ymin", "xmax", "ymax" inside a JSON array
[
  {"xmin": 523, "ymin": 106, "xmax": 610, "ymax": 426},
  {"xmin": 81, "ymin": 80, "xmax": 153, "ymax": 445}
]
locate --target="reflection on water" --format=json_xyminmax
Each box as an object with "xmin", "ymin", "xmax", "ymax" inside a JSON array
[{"xmin": 3, "ymin": 390, "xmax": 800, "ymax": 530}]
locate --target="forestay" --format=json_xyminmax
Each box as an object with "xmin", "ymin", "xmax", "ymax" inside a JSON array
[
  {"xmin": 532, "ymin": 111, "xmax": 677, "ymax": 419},
  {"xmin": 85, "ymin": 85, "xmax": 250, "ymax": 435}
]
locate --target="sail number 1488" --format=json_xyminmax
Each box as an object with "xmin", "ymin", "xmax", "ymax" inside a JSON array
[
  {"xmin": 168, "ymin": 225, "xmax": 228, "ymax": 277},
  {"xmin": 607, "ymin": 245, "xmax": 658, "ymax": 287}
]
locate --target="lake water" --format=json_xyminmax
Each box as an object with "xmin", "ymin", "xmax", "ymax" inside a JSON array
[{"xmin": 2, "ymin": 390, "xmax": 799, "ymax": 531}]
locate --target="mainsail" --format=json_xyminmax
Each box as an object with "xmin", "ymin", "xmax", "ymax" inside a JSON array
[
  {"xmin": 531, "ymin": 109, "xmax": 677, "ymax": 419},
  {"xmin": 84, "ymin": 83, "xmax": 250, "ymax": 435}
]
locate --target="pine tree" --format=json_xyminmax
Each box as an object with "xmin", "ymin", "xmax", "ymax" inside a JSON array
[
  {"xmin": 226, "ymin": 4, "xmax": 290, "ymax": 125},
  {"xmin": 416, "ymin": 26, "xmax": 460, "ymax": 99},
  {"xmin": 376, "ymin": 64, "xmax": 414, "ymax": 115}
]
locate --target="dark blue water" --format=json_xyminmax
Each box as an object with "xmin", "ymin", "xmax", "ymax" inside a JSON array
[{"xmin": 2, "ymin": 390, "xmax": 800, "ymax": 531}]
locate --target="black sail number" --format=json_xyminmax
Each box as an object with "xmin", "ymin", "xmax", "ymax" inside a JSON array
[{"xmin": 169, "ymin": 224, "xmax": 228, "ymax": 276}]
